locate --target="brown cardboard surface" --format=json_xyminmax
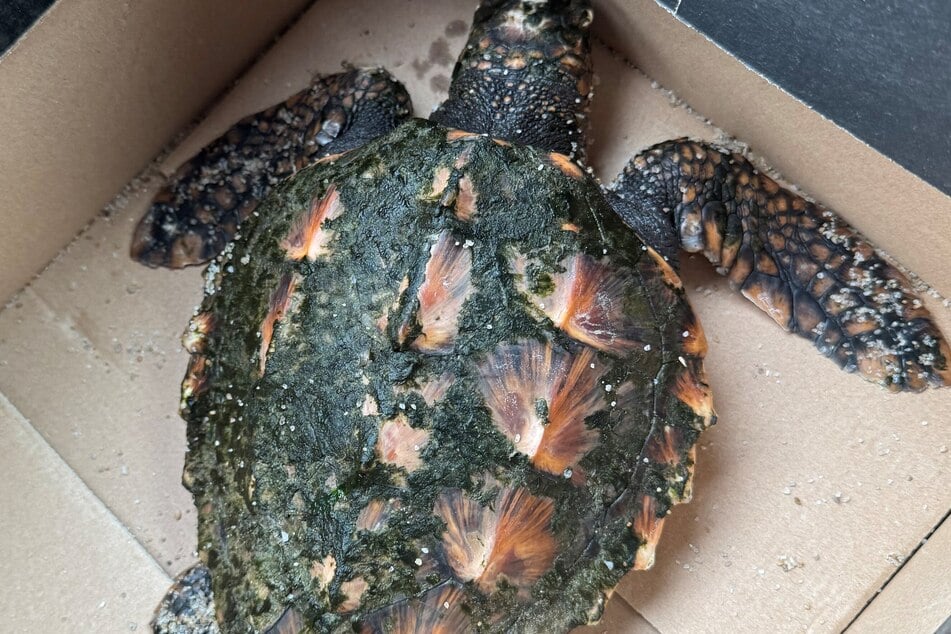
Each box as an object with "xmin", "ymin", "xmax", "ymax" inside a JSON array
[
  {"xmin": 848, "ymin": 516, "xmax": 951, "ymax": 633},
  {"xmin": 0, "ymin": 0, "xmax": 948, "ymax": 632},
  {"xmin": 595, "ymin": 0, "xmax": 951, "ymax": 299},
  {"xmin": 0, "ymin": 395, "xmax": 171, "ymax": 631},
  {"xmin": 0, "ymin": 0, "xmax": 311, "ymax": 304},
  {"xmin": 0, "ymin": 194, "xmax": 204, "ymax": 575}
]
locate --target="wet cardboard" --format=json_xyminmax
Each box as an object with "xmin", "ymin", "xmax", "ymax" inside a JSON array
[{"xmin": 0, "ymin": 0, "xmax": 948, "ymax": 631}]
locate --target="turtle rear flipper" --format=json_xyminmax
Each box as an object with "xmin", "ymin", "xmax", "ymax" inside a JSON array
[
  {"xmin": 610, "ymin": 139, "xmax": 950, "ymax": 391},
  {"xmin": 132, "ymin": 67, "xmax": 411, "ymax": 269},
  {"xmin": 152, "ymin": 565, "xmax": 218, "ymax": 634}
]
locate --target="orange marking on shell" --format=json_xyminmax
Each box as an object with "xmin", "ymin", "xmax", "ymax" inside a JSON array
[
  {"xmin": 419, "ymin": 372, "xmax": 455, "ymax": 406},
  {"xmin": 434, "ymin": 490, "xmax": 494, "ymax": 584},
  {"xmin": 281, "ymin": 185, "xmax": 344, "ymax": 261},
  {"xmin": 480, "ymin": 488, "xmax": 557, "ymax": 594},
  {"xmin": 381, "ymin": 273, "xmax": 412, "ymax": 334},
  {"xmin": 671, "ymin": 365, "xmax": 716, "ymax": 428},
  {"xmin": 377, "ymin": 415, "xmax": 430, "ymax": 473},
  {"xmin": 632, "ymin": 495, "xmax": 666, "ymax": 571},
  {"xmin": 360, "ymin": 583, "xmax": 471, "ymax": 634},
  {"xmin": 560, "ymin": 222, "xmax": 581, "ymax": 233},
  {"xmin": 338, "ymin": 578, "xmax": 369, "ymax": 613},
  {"xmin": 182, "ymin": 311, "xmax": 214, "ymax": 354},
  {"xmin": 476, "ymin": 341, "xmax": 602, "ymax": 481},
  {"xmin": 357, "ymin": 498, "xmax": 401, "ymax": 533},
  {"xmin": 430, "ymin": 167, "xmax": 451, "ymax": 199},
  {"xmin": 310, "ymin": 554, "xmax": 337, "ymax": 590},
  {"xmin": 314, "ymin": 151, "xmax": 346, "ymax": 165},
  {"xmin": 492, "ymin": 138, "xmax": 512, "ymax": 147},
  {"xmin": 180, "ymin": 354, "xmax": 209, "ymax": 409},
  {"xmin": 645, "ymin": 246, "xmax": 683, "ymax": 290},
  {"xmin": 361, "ymin": 393, "xmax": 380, "ymax": 417},
  {"xmin": 411, "ymin": 232, "xmax": 474, "ymax": 354},
  {"xmin": 435, "ymin": 487, "xmax": 556, "ymax": 595},
  {"xmin": 259, "ymin": 272, "xmax": 301, "ymax": 375},
  {"xmin": 681, "ymin": 312, "xmax": 708, "ymax": 357},
  {"xmin": 447, "ymin": 129, "xmax": 480, "ymax": 142},
  {"xmin": 547, "ymin": 152, "xmax": 584, "ymax": 179},
  {"xmin": 396, "ymin": 274, "xmax": 410, "ymax": 298},
  {"xmin": 266, "ymin": 607, "xmax": 304, "ymax": 634},
  {"xmin": 768, "ymin": 231, "xmax": 786, "ymax": 252},
  {"xmin": 453, "ymin": 145, "xmax": 475, "ymax": 170},
  {"xmin": 454, "ymin": 176, "xmax": 478, "ymax": 221},
  {"xmin": 516, "ymin": 253, "xmax": 647, "ymax": 355},
  {"xmin": 646, "ymin": 426, "xmax": 684, "ymax": 465}
]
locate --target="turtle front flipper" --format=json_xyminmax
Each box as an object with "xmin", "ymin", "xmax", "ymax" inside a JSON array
[
  {"xmin": 608, "ymin": 138, "xmax": 950, "ymax": 391},
  {"xmin": 132, "ymin": 67, "xmax": 412, "ymax": 269}
]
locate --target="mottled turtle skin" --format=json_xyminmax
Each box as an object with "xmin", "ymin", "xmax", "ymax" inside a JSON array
[{"xmin": 142, "ymin": 1, "xmax": 950, "ymax": 633}]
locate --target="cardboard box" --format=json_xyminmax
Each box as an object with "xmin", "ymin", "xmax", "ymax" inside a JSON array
[{"xmin": 1, "ymin": 0, "xmax": 948, "ymax": 631}]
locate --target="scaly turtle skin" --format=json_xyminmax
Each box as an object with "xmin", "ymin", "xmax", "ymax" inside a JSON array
[{"xmin": 142, "ymin": 1, "xmax": 950, "ymax": 633}]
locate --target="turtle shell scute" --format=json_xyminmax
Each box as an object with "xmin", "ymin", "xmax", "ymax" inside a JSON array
[{"xmin": 181, "ymin": 119, "xmax": 712, "ymax": 633}]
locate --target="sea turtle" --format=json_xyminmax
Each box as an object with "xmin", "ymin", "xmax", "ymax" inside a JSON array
[{"xmin": 135, "ymin": 1, "xmax": 950, "ymax": 632}]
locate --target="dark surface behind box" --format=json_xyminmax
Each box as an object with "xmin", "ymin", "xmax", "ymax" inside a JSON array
[
  {"xmin": 0, "ymin": 0, "xmax": 54, "ymax": 53},
  {"xmin": 655, "ymin": 0, "xmax": 951, "ymax": 196},
  {"xmin": 4, "ymin": 0, "xmax": 949, "ymax": 197}
]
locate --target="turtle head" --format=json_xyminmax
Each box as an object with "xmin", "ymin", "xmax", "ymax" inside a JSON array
[{"xmin": 431, "ymin": 0, "xmax": 594, "ymax": 161}]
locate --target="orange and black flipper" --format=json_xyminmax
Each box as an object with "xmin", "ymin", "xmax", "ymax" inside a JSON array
[
  {"xmin": 609, "ymin": 138, "xmax": 950, "ymax": 391},
  {"xmin": 131, "ymin": 68, "xmax": 411, "ymax": 269}
]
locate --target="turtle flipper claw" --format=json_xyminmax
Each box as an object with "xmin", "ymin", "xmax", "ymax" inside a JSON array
[
  {"xmin": 611, "ymin": 139, "xmax": 950, "ymax": 391},
  {"xmin": 132, "ymin": 67, "xmax": 411, "ymax": 268}
]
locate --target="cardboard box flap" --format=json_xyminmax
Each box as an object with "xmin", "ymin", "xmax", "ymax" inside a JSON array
[
  {"xmin": 0, "ymin": 0, "xmax": 312, "ymax": 305},
  {"xmin": 0, "ymin": 394, "xmax": 171, "ymax": 630}
]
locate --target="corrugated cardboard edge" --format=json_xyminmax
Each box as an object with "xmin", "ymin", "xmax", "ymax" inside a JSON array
[
  {"xmin": 847, "ymin": 512, "xmax": 951, "ymax": 632},
  {"xmin": 595, "ymin": 0, "xmax": 951, "ymax": 300},
  {"xmin": 0, "ymin": 0, "xmax": 313, "ymax": 304}
]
